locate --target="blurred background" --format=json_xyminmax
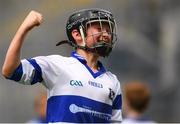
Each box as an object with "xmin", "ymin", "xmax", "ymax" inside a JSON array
[{"xmin": 0, "ymin": 0, "xmax": 180, "ymax": 122}]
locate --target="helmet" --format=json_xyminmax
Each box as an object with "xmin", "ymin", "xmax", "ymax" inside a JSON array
[{"xmin": 66, "ymin": 8, "xmax": 117, "ymax": 57}]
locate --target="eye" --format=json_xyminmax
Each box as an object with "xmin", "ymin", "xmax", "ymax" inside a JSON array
[
  {"xmin": 97, "ymin": 28, "xmax": 102, "ymax": 31},
  {"xmin": 106, "ymin": 29, "xmax": 111, "ymax": 33}
]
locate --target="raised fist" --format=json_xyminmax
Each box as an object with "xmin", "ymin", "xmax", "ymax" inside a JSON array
[{"xmin": 21, "ymin": 10, "xmax": 43, "ymax": 31}]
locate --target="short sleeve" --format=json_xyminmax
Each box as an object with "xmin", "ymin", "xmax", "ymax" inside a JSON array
[
  {"xmin": 7, "ymin": 57, "xmax": 46, "ymax": 85},
  {"xmin": 7, "ymin": 55, "xmax": 62, "ymax": 89}
]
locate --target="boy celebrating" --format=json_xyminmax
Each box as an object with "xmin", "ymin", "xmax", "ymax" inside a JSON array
[{"xmin": 2, "ymin": 9, "xmax": 122, "ymax": 123}]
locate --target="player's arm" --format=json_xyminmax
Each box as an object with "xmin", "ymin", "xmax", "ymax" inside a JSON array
[{"xmin": 2, "ymin": 10, "xmax": 43, "ymax": 78}]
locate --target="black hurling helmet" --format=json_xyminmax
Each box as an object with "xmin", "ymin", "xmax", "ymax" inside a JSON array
[{"xmin": 57, "ymin": 8, "xmax": 117, "ymax": 57}]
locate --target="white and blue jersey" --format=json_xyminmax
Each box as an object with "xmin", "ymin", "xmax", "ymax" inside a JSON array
[{"xmin": 8, "ymin": 52, "xmax": 122, "ymax": 123}]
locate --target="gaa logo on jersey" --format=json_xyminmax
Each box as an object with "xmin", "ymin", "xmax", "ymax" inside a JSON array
[{"xmin": 70, "ymin": 80, "xmax": 83, "ymax": 87}]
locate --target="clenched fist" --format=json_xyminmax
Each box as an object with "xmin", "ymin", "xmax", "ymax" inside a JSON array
[{"xmin": 21, "ymin": 10, "xmax": 43, "ymax": 31}]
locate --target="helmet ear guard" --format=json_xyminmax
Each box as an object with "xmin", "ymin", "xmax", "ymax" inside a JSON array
[{"xmin": 57, "ymin": 8, "xmax": 118, "ymax": 57}]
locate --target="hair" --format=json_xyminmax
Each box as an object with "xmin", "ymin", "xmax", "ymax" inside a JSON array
[{"xmin": 124, "ymin": 81, "xmax": 151, "ymax": 113}]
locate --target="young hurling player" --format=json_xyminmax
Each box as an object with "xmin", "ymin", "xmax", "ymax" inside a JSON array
[{"xmin": 2, "ymin": 8, "xmax": 122, "ymax": 123}]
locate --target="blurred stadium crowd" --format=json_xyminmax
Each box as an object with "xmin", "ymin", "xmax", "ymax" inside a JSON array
[{"xmin": 0, "ymin": 0, "xmax": 180, "ymax": 122}]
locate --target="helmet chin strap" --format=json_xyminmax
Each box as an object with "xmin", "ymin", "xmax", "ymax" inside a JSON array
[
  {"xmin": 56, "ymin": 39, "xmax": 112, "ymax": 57},
  {"xmin": 87, "ymin": 41, "xmax": 113, "ymax": 57},
  {"xmin": 56, "ymin": 26, "xmax": 113, "ymax": 57}
]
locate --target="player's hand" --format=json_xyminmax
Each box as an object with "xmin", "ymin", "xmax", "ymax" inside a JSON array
[{"xmin": 21, "ymin": 10, "xmax": 43, "ymax": 31}]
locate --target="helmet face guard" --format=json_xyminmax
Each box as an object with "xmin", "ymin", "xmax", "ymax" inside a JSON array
[{"xmin": 66, "ymin": 8, "xmax": 117, "ymax": 57}]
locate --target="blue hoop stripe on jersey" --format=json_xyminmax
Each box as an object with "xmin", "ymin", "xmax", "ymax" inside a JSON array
[
  {"xmin": 71, "ymin": 51, "xmax": 106, "ymax": 78},
  {"xmin": 27, "ymin": 59, "xmax": 43, "ymax": 84},
  {"xmin": 46, "ymin": 95, "xmax": 112, "ymax": 123},
  {"xmin": 7, "ymin": 63, "xmax": 23, "ymax": 81},
  {"xmin": 112, "ymin": 95, "xmax": 122, "ymax": 109}
]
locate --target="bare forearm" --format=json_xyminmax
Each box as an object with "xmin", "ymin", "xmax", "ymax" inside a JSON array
[
  {"xmin": 2, "ymin": 27, "xmax": 28, "ymax": 77},
  {"xmin": 2, "ymin": 10, "xmax": 43, "ymax": 78}
]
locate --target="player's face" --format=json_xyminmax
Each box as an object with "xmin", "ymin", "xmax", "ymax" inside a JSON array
[{"xmin": 85, "ymin": 22, "xmax": 112, "ymax": 47}]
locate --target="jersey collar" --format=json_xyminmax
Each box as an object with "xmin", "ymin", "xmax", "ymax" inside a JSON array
[{"xmin": 71, "ymin": 51, "xmax": 106, "ymax": 78}]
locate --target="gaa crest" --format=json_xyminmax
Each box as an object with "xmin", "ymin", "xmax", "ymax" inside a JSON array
[{"xmin": 108, "ymin": 88, "xmax": 115, "ymax": 100}]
